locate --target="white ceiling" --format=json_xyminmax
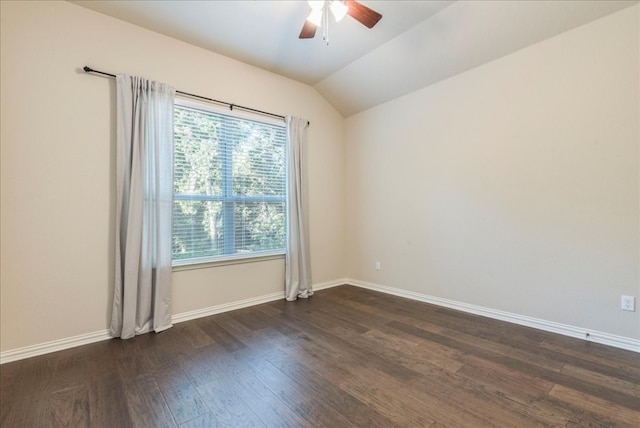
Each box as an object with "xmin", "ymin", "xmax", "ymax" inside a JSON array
[{"xmin": 72, "ymin": 0, "xmax": 637, "ymax": 117}]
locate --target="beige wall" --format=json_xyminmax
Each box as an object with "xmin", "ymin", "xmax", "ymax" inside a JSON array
[
  {"xmin": 0, "ymin": 1, "xmax": 345, "ymax": 352},
  {"xmin": 345, "ymin": 5, "xmax": 640, "ymax": 340}
]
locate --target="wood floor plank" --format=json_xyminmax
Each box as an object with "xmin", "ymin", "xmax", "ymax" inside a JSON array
[
  {"xmin": 492, "ymin": 330, "xmax": 640, "ymax": 384},
  {"xmin": 561, "ymin": 363, "xmax": 640, "ymax": 397},
  {"xmin": 173, "ymin": 321, "xmax": 216, "ymax": 349},
  {"xmin": 118, "ymin": 372, "xmax": 177, "ymax": 428},
  {"xmin": 272, "ymin": 334, "xmax": 357, "ymax": 386},
  {"xmin": 276, "ymin": 310, "xmax": 421, "ymax": 383},
  {"xmin": 179, "ymin": 411, "xmax": 226, "ymax": 428},
  {"xmin": 0, "ymin": 354, "xmax": 59, "ymax": 426},
  {"xmin": 335, "ymin": 360, "xmax": 451, "ymax": 427},
  {"xmin": 48, "ymin": 345, "xmax": 92, "ymax": 393},
  {"xmin": 409, "ymin": 367, "xmax": 567, "ymax": 427},
  {"xmin": 290, "ymin": 401, "xmax": 355, "ymax": 428},
  {"xmin": 539, "ymin": 388, "xmax": 638, "ymax": 427},
  {"xmin": 230, "ymin": 307, "xmax": 274, "ymax": 332},
  {"xmin": 548, "ymin": 384, "xmax": 640, "ymax": 427},
  {"xmin": 341, "ymin": 325, "xmax": 466, "ymax": 374},
  {"xmin": 244, "ymin": 357, "xmax": 356, "ymax": 428},
  {"xmin": 173, "ymin": 349, "xmax": 222, "ymax": 388},
  {"xmin": 338, "ymin": 375, "xmax": 437, "ymax": 427},
  {"xmin": 220, "ymin": 360, "xmax": 311, "ymax": 428},
  {"xmin": 2, "ymin": 285, "xmax": 638, "ymax": 427},
  {"xmin": 322, "ymin": 289, "xmax": 445, "ymax": 334},
  {"xmin": 388, "ymin": 319, "xmax": 640, "ymax": 412},
  {"xmin": 263, "ymin": 348, "xmax": 402, "ymax": 428},
  {"xmin": 458, "ymin": 354, "xmax": 554, "ymax": 403},
  {"xmin": 87, "ymin": 371, "xmax": 133, "ymax": 427},
  {"xmin": 434, "ymin": 323, "xmax": 567, "ymax": 372},
  {"xmin": 195, "ymin": 317, "xmax": 247, "ymax": 352},
  {"xmin": 541, "ymin": 338, "xmax": 640, "ymax": 379},
  {"xmin": 157, "ymin": 377, "xmax": 209, "ymax": 425},
  {"xmin": 48, "ymin": 384, "xmax": 91, "ymax": 428},
  {"xmin": 412, "ymin": 340, "xmax": 466, "ymax": 372},
  {"xmin": 196, "ymin": 379, "xmax": 266, "ymax": 427},
  {"xmin": 541, "ymin": 334, "xmax": 640, "ymax": 369}
]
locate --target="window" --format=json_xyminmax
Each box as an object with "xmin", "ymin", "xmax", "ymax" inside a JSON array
[{"xmin": 172, "ymin": 100, "xmax": 286, "ymax": 265}]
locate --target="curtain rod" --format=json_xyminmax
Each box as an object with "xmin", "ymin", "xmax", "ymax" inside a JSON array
[{"xmin": 83, "ymin": 66, "xmax": 308, "ymax": 125}]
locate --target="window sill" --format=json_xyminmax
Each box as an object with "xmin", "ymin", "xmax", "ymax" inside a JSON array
[{"xmin": 172, "ymin": 252, "xmax": 285, "ymax": 272}]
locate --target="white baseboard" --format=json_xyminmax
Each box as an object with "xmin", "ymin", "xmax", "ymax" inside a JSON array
[
  {"xmin": 344, "ymin": 278, "xmax": 640, "ymax": 353},
  {"xmin": 312, "ymin": 278, "xmax": 347, "ymax": 291},
  {"xmin": 0, "ymin": 278, "xmax": 347, "ymax": 364},
  {"xmin": 171, "ymin": 291, "xmax": 285, "ymax": 324},
  {"xmin": 0, "ymin": 330, "xmax": 113, "ymax": 365}
]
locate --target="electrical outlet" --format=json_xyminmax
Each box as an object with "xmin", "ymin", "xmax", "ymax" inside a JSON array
[
  {"xmin": 621, "ymin": 296, "xmax": 635, "ymax": 312},
  {"xmin": 375, "ymin": 261, "xmax": 381, "ymax": 271}
]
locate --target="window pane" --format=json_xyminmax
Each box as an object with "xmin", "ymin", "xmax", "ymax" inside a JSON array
[
  {"xmin": 174, "ymin": 106, "xmax": 222, "ymax": 196},
  {"xmin": 172, "ymin": 200, "xmax": 223, "ymax": 260},
  {"xmin": 234, "ymin": 202, "xmax": 286, "ymax": 253},
  {"xmin": 232, "ymin": 121, "xmax": 286, "ymax": 197}
]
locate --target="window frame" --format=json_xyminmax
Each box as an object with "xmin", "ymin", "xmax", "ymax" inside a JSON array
[{"xmin": 172, "ymin": 97, "xmax": 287, "ymax": 268}]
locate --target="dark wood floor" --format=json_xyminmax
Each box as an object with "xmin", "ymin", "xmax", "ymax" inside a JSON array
[{"xmin": 1, "ymin": 285, "xmax": 639, "ymax": 427}]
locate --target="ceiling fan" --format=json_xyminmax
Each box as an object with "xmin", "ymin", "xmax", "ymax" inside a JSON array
[{"xmin": 299, "ymin": 0, "xmax": 382, "ymax": 44}]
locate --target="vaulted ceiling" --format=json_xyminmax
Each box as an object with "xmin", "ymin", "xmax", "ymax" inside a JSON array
[{"xmin": 72, "ymin": 0, "xmax": 637, "ymax": 117}]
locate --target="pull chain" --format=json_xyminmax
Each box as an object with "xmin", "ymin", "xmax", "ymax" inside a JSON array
[{"xmin": 323, "ymin": 1, "xmax": 330, "ymax": 45}]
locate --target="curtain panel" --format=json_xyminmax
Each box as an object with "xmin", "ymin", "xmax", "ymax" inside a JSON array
[
  {"xmin": 111, "ymin": 74, "xmax": 176, "ymax": 339},
  {"xmin": 285, "ymin": 116, "xmax": 312, "ymax": 301}
]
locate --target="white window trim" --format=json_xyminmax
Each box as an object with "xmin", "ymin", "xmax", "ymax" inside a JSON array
[{"xmin": 172, "ymin": 251, "xmax": 285, "ymax": 272}]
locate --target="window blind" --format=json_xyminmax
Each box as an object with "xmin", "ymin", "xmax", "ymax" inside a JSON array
[{"xmin": 172, "ymin": 102, "xmax": 286, "ymax": 264}]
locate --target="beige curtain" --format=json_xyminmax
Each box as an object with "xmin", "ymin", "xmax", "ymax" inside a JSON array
[
  {"xmin": 111, "ymin": 74, "xmax": 176, "ymax": 339},
  {"xmin": 285, "ymin": 116, "xmax": 312, "ymax": 301}
]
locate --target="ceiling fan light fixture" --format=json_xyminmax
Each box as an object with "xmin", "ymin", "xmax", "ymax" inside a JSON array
[
  {"xmin": 330, "ymin": 1, "xmax": 348, "ymax": 22},
  {"xmin": 298, "ymin": 0, "xmax": 381, "ymax": 42},
  {"xmin": 306, "ymin": 8, "xmax": 323, "ymax": 27}
]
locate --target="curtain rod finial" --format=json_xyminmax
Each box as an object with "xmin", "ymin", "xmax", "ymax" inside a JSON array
[{"xmin": 83, "ymin": 66, "xmax": 92, "ymax": 73}]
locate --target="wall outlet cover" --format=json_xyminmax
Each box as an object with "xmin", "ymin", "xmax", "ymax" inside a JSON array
[{"xmin": 621, "ymin": 296, "xmax": 635, "ymax": 312}]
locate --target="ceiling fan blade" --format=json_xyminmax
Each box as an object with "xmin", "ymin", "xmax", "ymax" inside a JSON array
[
  {"xmin": 299, "ymin": 20, "xmax": 317, "ymax": 39},
  {"xmin": 346, "ymin": 0, "xmax": 382, "ymax": 29}
]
